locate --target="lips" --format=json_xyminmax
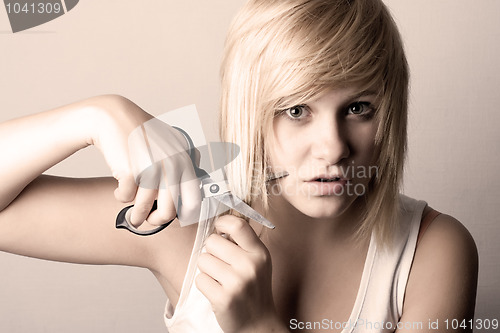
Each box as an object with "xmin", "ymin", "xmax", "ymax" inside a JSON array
[{"xmin": 302, "ymin": 175, "xmax": 349, "ymax": 196}]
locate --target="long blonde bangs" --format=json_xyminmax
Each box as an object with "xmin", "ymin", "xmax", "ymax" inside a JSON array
[{"xmin": 220, "ymin": 0, "xmax": 409, "ymax": 246}]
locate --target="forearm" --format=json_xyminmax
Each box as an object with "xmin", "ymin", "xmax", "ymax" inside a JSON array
[
  {"xmin": 0, "ymin": 96, "xmax": 110, "ymax": 211},
  {"xmin": 0, "ymin": 95, "xmax": 183, "ymax": 267}
]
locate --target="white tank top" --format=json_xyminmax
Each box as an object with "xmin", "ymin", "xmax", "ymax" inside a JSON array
[{"xmin": 164, "ymin": 194, "xmax": 427, "ymax": 332}]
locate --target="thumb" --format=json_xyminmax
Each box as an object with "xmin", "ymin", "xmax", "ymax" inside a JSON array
[{"xmin": 113, "ymin": 173, "xmax": 137, "ymax": 203}]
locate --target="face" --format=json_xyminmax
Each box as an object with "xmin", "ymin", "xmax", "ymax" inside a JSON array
[{"xmin": 268, "ymin": 86, "xmax": 380, "ymax": 220}]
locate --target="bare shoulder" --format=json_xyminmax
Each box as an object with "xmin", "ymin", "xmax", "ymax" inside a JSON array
[
  {"xmin": 416, "ymin": 212, "xmax": 478, "ymax": 277},
  {"xmin": 417, "ymin": 212, "xmax": 478, "ymax": 266},
  {"xmin": 399, "ymin": 212, "xmax": 479, "ymax": 331}
]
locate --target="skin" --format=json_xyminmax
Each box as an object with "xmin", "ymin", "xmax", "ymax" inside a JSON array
[
  {"xmin": 268, "ymin": 88, "xmax": 379, "ymax": 223},
  {"xmin": 0, "ymin": 93, "xmax": 478, "ymax": 332}
]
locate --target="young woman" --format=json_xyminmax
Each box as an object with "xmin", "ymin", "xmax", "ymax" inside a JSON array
[{"xmin": 0, "ymin": 0, "xmax": 478, "ymax": 332}]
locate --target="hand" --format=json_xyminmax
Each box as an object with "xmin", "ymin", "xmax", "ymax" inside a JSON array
[
  {"xmin": 195, "ymin": 215, "xmax": 285, "ymax": 333},
  {"xmin": 88, "ymin": 95, "xmax": 201, "ymax": 227}
]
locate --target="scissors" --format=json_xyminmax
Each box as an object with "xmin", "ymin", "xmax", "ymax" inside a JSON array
[{"xmin": 116, "ymin": 126, "xmax": 275, "ymax": 236}]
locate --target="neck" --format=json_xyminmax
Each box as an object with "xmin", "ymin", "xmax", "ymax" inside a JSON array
[{"xmin": 251, "ymin": 194, "xmax": 368, "ymax": 252}]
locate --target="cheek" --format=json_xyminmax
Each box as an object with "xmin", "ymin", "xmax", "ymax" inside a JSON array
[
  {"xmin": 269, "ymin": 119, "xmax": 306, "ymax": 169},
  {"xmin": 346, "ymin": 124, "xmax": 380, "ymax": 187},
  {"xmin": 349, "ymin": 123, "xmax": 379, "ymax": 163}
]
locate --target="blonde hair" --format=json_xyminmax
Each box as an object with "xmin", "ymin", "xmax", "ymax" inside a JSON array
[{"xmin": 220, "ymin": 0, "xmax": 409, "ymax": 245}]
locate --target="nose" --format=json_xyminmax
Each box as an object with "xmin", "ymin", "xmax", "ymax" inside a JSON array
[{"xmin": 310, "ymin": 117, "xmax": 350, "ymax": 165}]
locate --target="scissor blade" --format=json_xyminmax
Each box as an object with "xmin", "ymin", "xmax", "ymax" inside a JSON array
[{"xmin": 214, "ymin": 193, "xmax": 275, "ymax": 229}]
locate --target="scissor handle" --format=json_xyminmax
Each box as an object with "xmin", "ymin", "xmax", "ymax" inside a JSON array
[{"xmin": 116, "ymin": 200, "xmax": 176, "ymax": 236}]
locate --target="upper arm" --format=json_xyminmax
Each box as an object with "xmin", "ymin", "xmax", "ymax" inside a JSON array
[
  {"xmin": 397, "ymin": 213, "xmax": 479, "ymax": 332},
  {"xmin": 0, "ymin": 175, "xmax": 174, "ymax": 269}
]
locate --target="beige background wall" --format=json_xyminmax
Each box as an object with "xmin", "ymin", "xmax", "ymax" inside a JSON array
[{"xmin": 0, "ymin": 1, "xmax": 498, "ymax": 331}]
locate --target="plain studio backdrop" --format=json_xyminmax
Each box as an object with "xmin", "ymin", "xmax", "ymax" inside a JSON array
[{"xmin": 0, "ymin": 1, "xmax": 498, "ymax": 332}]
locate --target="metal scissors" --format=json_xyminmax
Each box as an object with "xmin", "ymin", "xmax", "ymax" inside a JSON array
[{"xmin": 116, "ymin": 127, "xmax": 275, "ymax": 236}]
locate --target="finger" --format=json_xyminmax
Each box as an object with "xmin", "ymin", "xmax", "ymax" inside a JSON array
[
  {"xmin": 129, "ymin": 188, "xmax": 158, "ymax": 227},
  {"xmin": 177, "ymin": 176, "xmax": 202, "ymax": 225},
  {"xmin": 114, "ymin": 174, "xmax": 137, "ymax": 203},
  {"xmin": 214, "ymin": 215, "xmax": 263, "ymax": 252},
  {"xmin": 197, "ymin": 252, "xmax": 234, "ymax": 285},
  {"xmin": 146, "ymin": 188, "xmax": 176, "ymax": 226},
  {"xmin": 204, "ymin": 233, "xmax": 244, "ymax": 265},
  {"xmin": 195, "ymin": 272, "xmax": 223, "ymax": 303},
  {"xmin": 163, "ymin": 154, "xmax": 201, "ymax": 226},
  {"xmin": 165, "ymin": 170, "xmax": 181, "ymax": 220}
]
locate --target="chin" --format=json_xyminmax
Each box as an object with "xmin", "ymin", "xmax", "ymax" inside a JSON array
[{"xmin": 285, "ymin": 193, "xmax": 358, "ymax": 221}]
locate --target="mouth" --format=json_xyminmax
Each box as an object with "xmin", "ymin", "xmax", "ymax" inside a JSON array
[
  {"xmin": 308, "ymin": 174, "xmax": 349, "ymax": 182},
  {"xmin": 305, "ymin": 176, "xmax": 349, "ymax": 196},
  {"xmin": 314, "ymin": 177, "xmax": 342, "ymax": 182}
]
